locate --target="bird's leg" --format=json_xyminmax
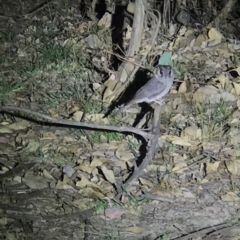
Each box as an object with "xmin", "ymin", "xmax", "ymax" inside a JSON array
[{"xmin": 154, "ymin": 98, "xmax": 165, "ymax": 105}]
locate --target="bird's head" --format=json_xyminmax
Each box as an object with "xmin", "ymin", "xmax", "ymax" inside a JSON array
[{"xmin": 155, "ymin": 65, "xmax": 173, "ymax": 79}]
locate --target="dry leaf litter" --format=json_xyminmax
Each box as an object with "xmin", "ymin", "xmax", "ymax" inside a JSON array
[{"xmin": 1, "ymin": 0, "xmax": 240, "ymax": 239}]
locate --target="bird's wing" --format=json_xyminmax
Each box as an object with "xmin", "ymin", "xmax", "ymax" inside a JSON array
[{"xmin": 133, "ymin": 77, "xmax": 170, "ymax": 103}]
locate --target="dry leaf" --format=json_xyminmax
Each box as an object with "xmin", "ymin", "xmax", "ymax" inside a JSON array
[
  {"xmin": 25, "ymin": 141, "xmax": 41, "ymax": 152},
  {"xmin": 63, "ymin": 166, "xmax": 75, "ymax": 177},
  {"xmin": 0, "ymin": 120, "xmax": 30, "ymax": 133},
  {"xmin": 201, "ymin": 141, "xmax": 222, "ymax": 152},
  {"xmin": 220, "ymin": 91, "xmax": 236, "ymax": 102},
  {"xmin": 229, "ymin": 134, "xmax": 240, "ymax": 145},
  {"xmin": 105, "ymin": 207, "xmax": 126, "ymax": 219},
  {"xmin": 232, "ymin": 82, "xmax": 240, "ymax": 95},
  {"xmin": 124, "ymin": 24, "xmax": 132, "ymax": 40},
  {"xmin": 103, "ymin": 79, "xmax": 118, "ymax": 91},
  {"xmin": 3, "ymin": 233, "xmax": 16, "ymax": 240},
  {"xmin": 207, "ymin": 39, "xmax": 221, "ymax": 47},
  {"xmin": 42, "ymin": 169, "xmax": 54, "ymax": 180},
  {"xmin": 160, "ymin": 135, "xmax": 192, "ymax": 146},
  {"xmin": 97, "ymin": 12, "xmax": 112, "ymax": 28},
  {"xmin": 151, "ymin": 187, "xmax": 173, "ymax": 197},
  {"xmin": 41, "ymin": 132, "xmax": 57, "ymax": 140},
  {"xmin": 103, "ymin": 87, "xmax": 114, "ymax": 102},
  {"xmin": 193, "ymin": 85, "xmax": 219, "ymax": 103},
  {"xmin": 221, "ymin": 192, "xmax": 239, "ymax": 202},
  {"xmin": 72, "ymin": 111, "xmax": 84, "ymax": 121},
  {"xmin": 99, "ymin": 180, "xmax": 115, "ymax": 193},
  {"xmin": 217, "ymin": 73, "xmax": 230, "ymax": 89},
  {"xmin": 100, "ymin": 166, "xmax": 116, "ymax": 184},
  {"xmin": 179, "ymin": 26, "xmax": 187, "ymax": 36},
  {"xmin": 63, "ymin": 184, "xmax": 77, "ymax": 193},
  {"xmin": 0, "ymin": 126, "xmax": 14, "ymax": 133},
  {"xmin": 126, "ymin": 1, "xmax": 135, "ymax": 14},
  {"xmin": 63, "ymin": 136, "xmax": 78, "ymax": 143},
  {"xmin": 76, "ymin": 175, "xmax": 92, "ymax": 188},
  {"xmin": 90, "ymin": 157, "xmax": 108, "ymax": 167},
  {"xmin": 237, "ymin": 99, "xmax": 240, "ymax": 110},
  {"xmin": 172, "ymin": 36, "xmax": 187, "ymax": 49},
  {"xmin": 139, "ymin": 44, "xmax": 151, "ymax": 55},
  {"xmin": 194, "ymin": 34, "xmax": 208, "ymax": 47},
  {"xmin": 85, "ymin": 113, "xmax": 109, "ymax": 124},
  {"xmin": 206, "ymin": 162, "xmax": 220, "ymax": 173},
  {"xmin": 115, "ymin": 150, "xmax": 134, "ymax": 161},
  {"xmin": 79, "ymin": 165, "xmax": 95, "ymax": 174},
  {"xmin": 77, "ymin": 22, "xmax": 88, "ymax": 33},
  {"xmin": 22, "ymin": 175, "xmax": 48, "ymax": 189},
  {"xmin": 123, "ymin": 226, "xmax": 144, "ymax": 234},
  {"xmin": 139, "ymin": 178, "xmax": 154, "ymax": 188},
  {"xmin": 225, "ymin": 159, "xmax": 240, "ymax": 175},
  {"xmin": 92, "ymin": 82, "xmax": 102, "ymax": 92},
  {"xmin": 208, "ymin": 28, "xmax": 222, "ymax": 41},
  {"xmin": 178, "ymin": 81, "xmax": 187, "ymax": 93},
  {"xmin": 172, "ymin": 161, "xmax": 188, "ymax": 173},
  {"xmin": 181, "ymin": 125, "xmax": 202, "ymax": 141},
  {"xmin": 181, "ymin": 188, "xmax": 196, "ymax": 199}
]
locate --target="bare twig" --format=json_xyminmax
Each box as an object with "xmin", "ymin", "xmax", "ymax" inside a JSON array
[
  {"xmin": 25, "ymin": 0, "xmax": 53, "ymax": 16},
  {"xmin": 174, "ymin": 221, "xmax": 239, "ymax": 240},
  {"xmin": 0, "ymin": 106, "xmax": 152, "ymax": 140},
  {"xmin": 143, "ymin": 191, "xmax": 175, "ymax": 203},
  {"xmin": 0, "ymin": 0, "xmax": 53, "ymax": 18}
]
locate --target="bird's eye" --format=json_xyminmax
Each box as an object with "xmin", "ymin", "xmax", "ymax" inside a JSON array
[{"xmin": 160, "ymin": 70, "xmax": 163, "ymax": 75}]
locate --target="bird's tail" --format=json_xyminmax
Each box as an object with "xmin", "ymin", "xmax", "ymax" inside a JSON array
[{"xmin": 111, "ymin": 104, "xmax": 130, "ymax": 117}]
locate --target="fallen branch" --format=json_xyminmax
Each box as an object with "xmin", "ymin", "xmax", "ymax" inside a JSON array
[
  {"xmin": 0, "ymin": 106, "xmax": 152, "ymax": 140},
  {"xmin": 123, "ymin": 103, "xmax": 162, "ymax": 189}
]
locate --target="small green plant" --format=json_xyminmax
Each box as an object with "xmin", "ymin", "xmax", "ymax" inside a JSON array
[
  {"xmin": 91, "ymin": 131, "xmax": 122, "ymax": 143},
  {"xmin": 195, "ymin": 100, "xmax": 229, "ymax": 142},
  {"xmin": 216, "ymin": 98, "xmax": 229, "ymax": 118},
  {"xmin": 38, "ymin": 43, "xmax": 69, "ymax": 67},
  {"xmin": 76, "ymin": 96, "xmax": 102, "ymax": 114},
  {"xmin": 161, "ymin": 234, "xmax": 169, "ymax": 240},
  {"xmin": 45, "ymin": 153, "xmax": 71, "ymax": 166},
  {"xmin": 33, "ymin": 148, "xmax": 45, "ymax": 158},
  {"xmin": 74, "ymin": 49, "xmax": 90, "ymax": 69},
  {"xmin": 119, "ymin": 186, "xmax": 148, "ymax": 208},
  {"xmin": 127, "ymin": 138, "xmax": 138, "ymax": 151},
  {"xmin": 0, "ymin": 30, "xmax": 15, "ymax": 43},
  {"xmin": 43, "ymin": 92, "xmax": 63, "ymax": 107},
  {"xmin": 127, "ymin": 193, "xmax": 147, "ymax": 208},
  {"xmin": 89, "ymin": 24, "xmax": 101, "ymax": 34},
  {"xmin": 105, "ymin": 235, "xmax": 119, "ymax": 240},
  {"xmin": 0, "ymin": 78, "xmax": 23, "ymax": 97},
  {"xmin": 94, "ymin": 198, "xmax": 109, "ymax": 213},
  {"xmin": 165, "ymin": 143, "xmax": 177, "ymax": 156}
]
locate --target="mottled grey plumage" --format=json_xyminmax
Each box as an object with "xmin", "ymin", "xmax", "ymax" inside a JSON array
[{"xmin": 114, "ymin": 65, "xmax": 173, "ymax": 115}]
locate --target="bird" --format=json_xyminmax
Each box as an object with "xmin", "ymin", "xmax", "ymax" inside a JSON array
[{"xmin": 113, "ymin": 65, "xmax": 174, "ymax": 116}]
